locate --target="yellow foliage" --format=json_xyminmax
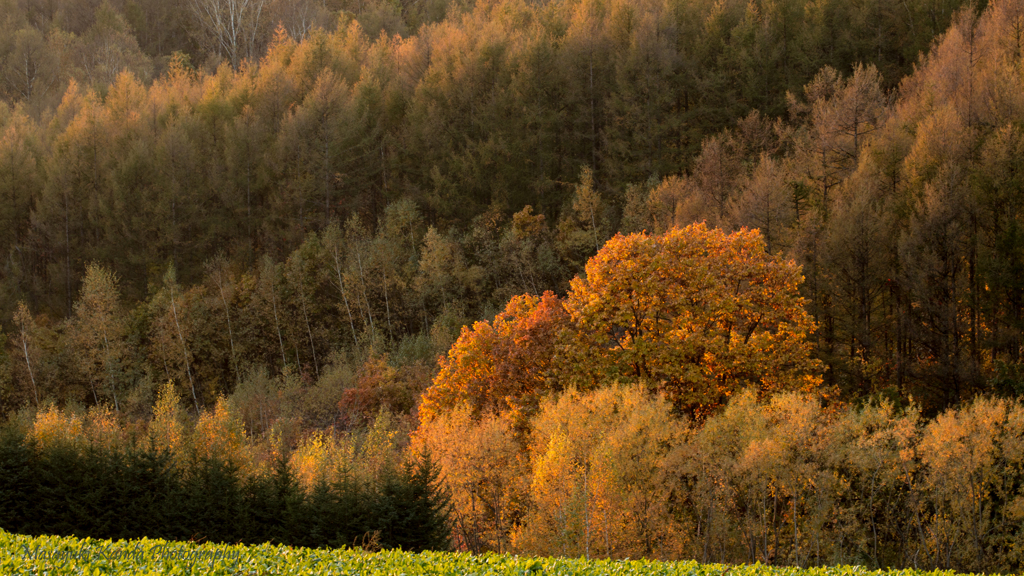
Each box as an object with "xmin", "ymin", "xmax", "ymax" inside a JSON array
[
  {"xmin": 289, "ymin": 409, "xmax": 403, "ymax": 492},
  {"xmin": 356, "ymin": 409, "xmax": 402, "ymax": 484},
  {"xmin": 514, "ymin": 385, "xmax": 686, "ymax": 559},
  {"xmin": 290, "ymin": 430, "xmax": 348, "ymax": 490},
  {"xmin": 193, "ymin": 396, "xmax": 249, "ymax": 472},
  {"xmin": 917, "ymin": 396, "xmax": 1023, "ymax": 568},
  {"xmin": 149, "ymin": 379, "xmax": 186, "ymax": 456},
  {"xmin": 30, "ymin": 405, "xmax": 84, "ymax": 450},
  {"xmin": 83, "ymin": 405, "xmax": 123, "ymax": 452}
]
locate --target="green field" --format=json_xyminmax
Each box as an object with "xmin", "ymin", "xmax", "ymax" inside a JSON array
[{"xmin": 0, "ymin": 530, "xmax": 976, "ymax": 576}]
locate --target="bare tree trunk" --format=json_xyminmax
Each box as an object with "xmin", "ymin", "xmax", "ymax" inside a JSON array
[
  {"xmin": 583, "ymin": 464, "xmax": 591, "ymax": 560},
  {"xmin": 215, "ymin": 273, "xmax": 240, "ymax": 385},
  {"xmin": 382, "ymin": 265, "xmax": 393, "ymax": 340},
  {"xmin": 246, "ymin": 156, "xmax": 253, "ymax": 241},
  {"xmin": 20, "ymin": 329, "xmax": 39, "ymax": 407},
  {"xmin": 355, "ymin": 250, "xmax": 376, "ymax": 339},
  {"xmin": 101, "ymin": 332, "xmax": 120, "ymax": 411},
  {"xmin": 170, "ymin": 287, "xmax": 199, "ymax": 413},
  {"xmin": 188, "ymin": 0, "xmax": 267, "ymax": 68},
  {"xmin": 268, "ymin": 275, "xmax": 288, "ymax": 369},
  {"xmin": 260, "ymin": 259, "xmax": 288, "ymax": 369},
  {"xmin": 299, "ymin": 291, "xmax": 320, "ymax": 379},
  {"xmin": 589, "ymin": 53, "xmax": 597, "ymax": 171},
  {"xmin": 330, "ymin": 246, "xmax": 361, "ymax": 354},
  {"xmin": 63, "ymin": 188, "xmax": 72, "ymax": 317},
  {"xmin": 792, "ymin": 488, "xmax": 799, "ymax": 567},
  {"xmin": 323, "ymin": 120, "xmax": 331, "ymax": 228}
]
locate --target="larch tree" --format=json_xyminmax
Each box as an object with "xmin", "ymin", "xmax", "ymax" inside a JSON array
[
  {"xmin": 36, "ymin": 82, "xmax": 107, "ymax": 316},
  {"xmin": 818, "ymin": 156, "xmax": 900, "ymax": 394},
  {"xmin": 0, "ymin": 106, "xmax": 43, "ymax": 263},
  {"xmin": 556, "ymin": 166, "xmax": 609, "ymax": 272},
  {"xmin": 728, "ymin": 154, "xmax": 799, "ymax": 254},
  {"xmin": 690, "ymin": 132, "xmax": 744, "ymax": 226},
  {"xmin": 973, "ymin": 125, "xmax": 1024, "ymax": 369},
  {"xmin": 276, "ymin": 69, "xmax": 349, "ymax": 232},
  {"xmin": 561, "ymin": 0, "xmax": 613, "ymax": 173},
  {"xmin": 790, "ymin": 64, "xmax": 887, "ymax": 221},
  {"xmin": 600, "ymin": 0, "xmax": 683, "ymax": 188},
  {"xmin": 224, "ymin": 103, "xmax": 271, "ymax": 252},
  {"xmin": 69, "ymin": 262, "xmax": 128, "ymax": 410}
]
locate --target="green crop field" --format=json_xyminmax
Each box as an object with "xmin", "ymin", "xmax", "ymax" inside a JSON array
[{"xmin": 0, "ymin": 530, "xmax": 980, "ymax": 576}]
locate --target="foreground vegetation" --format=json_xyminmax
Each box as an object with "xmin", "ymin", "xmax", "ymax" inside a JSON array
[
  {"xmin": 0, "ymin": 531, "xmax": 991, "ymax": 576},
  {"xmin": 0, "ymin": 389, "xmax": 450, "ymax": 551},
  {"xmin": 7, "ymin": 374, "xmax": 1024, "ymax": 572},
  {"xmin": 4, "ymin": 0, "xmax": 1024, "ymax": 573}
]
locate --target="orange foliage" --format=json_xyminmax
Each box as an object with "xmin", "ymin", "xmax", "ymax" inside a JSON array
[
  {"xmin": 419, "ymin": 290, "xmax": 569, "ymax": 428},
  {"xmin": 564, "ymin": 223, "xmax": 822, "ymax": 415},
  {"xmin": 337, "ymin": 353, "xmax": 419, "ymax": 427},
  {"xmin": 193, "ymin": 397, "xmax": 249, "ymax": 472},
  {"xmin": 410, "ymin": 406, "xmax": 525, "ymax": 553},
  {"xmin": 30, "ymin": 405, "xmax": 85, "ymax": 450}
]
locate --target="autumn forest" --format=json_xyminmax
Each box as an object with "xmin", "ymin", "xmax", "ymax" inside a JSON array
[{"xmin": 2, "ymin": 0, "xmax": 1024, "ymax": 571}]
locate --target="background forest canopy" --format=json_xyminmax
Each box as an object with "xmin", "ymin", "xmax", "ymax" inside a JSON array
[{"xmin": 2, "ymin": 0, "xmax": 1023, "ymax": 421}]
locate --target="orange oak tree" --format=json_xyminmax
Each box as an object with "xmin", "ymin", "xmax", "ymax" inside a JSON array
[
  {"xmin": 422, "ymin": 223, "xmax": 821, "ymax": 423},
  {"xmin": 563, "ymin": 223, "xmax": 822, "ymax": 415}
]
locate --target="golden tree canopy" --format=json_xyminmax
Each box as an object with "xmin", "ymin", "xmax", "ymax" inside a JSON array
[
  {"xmin": 421, "ymin": 223, "xmax": 822, "ymax": 423},
  {"xmin": 564, "ymin": 223, "xmax": 822, "ymax": 414}
]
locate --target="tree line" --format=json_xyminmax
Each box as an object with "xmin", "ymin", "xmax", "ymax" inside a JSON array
[
  {"xmin": 419, "ymin": 385, "xmax": 1024, "ymax": 573},
  {"xmin": 0, "ymin": 388, "xmax": 450, "ymax": 550}
]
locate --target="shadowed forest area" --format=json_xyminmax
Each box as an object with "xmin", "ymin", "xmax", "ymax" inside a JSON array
[{"xmin": 3, "ymin": 0, "xmax": 1024, "ymax": 571}]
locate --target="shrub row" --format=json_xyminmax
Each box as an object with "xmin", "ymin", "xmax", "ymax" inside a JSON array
[{"xmin": 0, "ymin": 430, "xmax": 449, "ymax": 551}]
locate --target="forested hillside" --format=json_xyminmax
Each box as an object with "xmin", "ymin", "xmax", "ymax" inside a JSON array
[
  {"xmin": 3, "ymin": 0, "xmax": 1024, "ymax": 570},
  {"xmin": 0, "ymin": 0, "xmax": 986, "ymax": 416}
]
